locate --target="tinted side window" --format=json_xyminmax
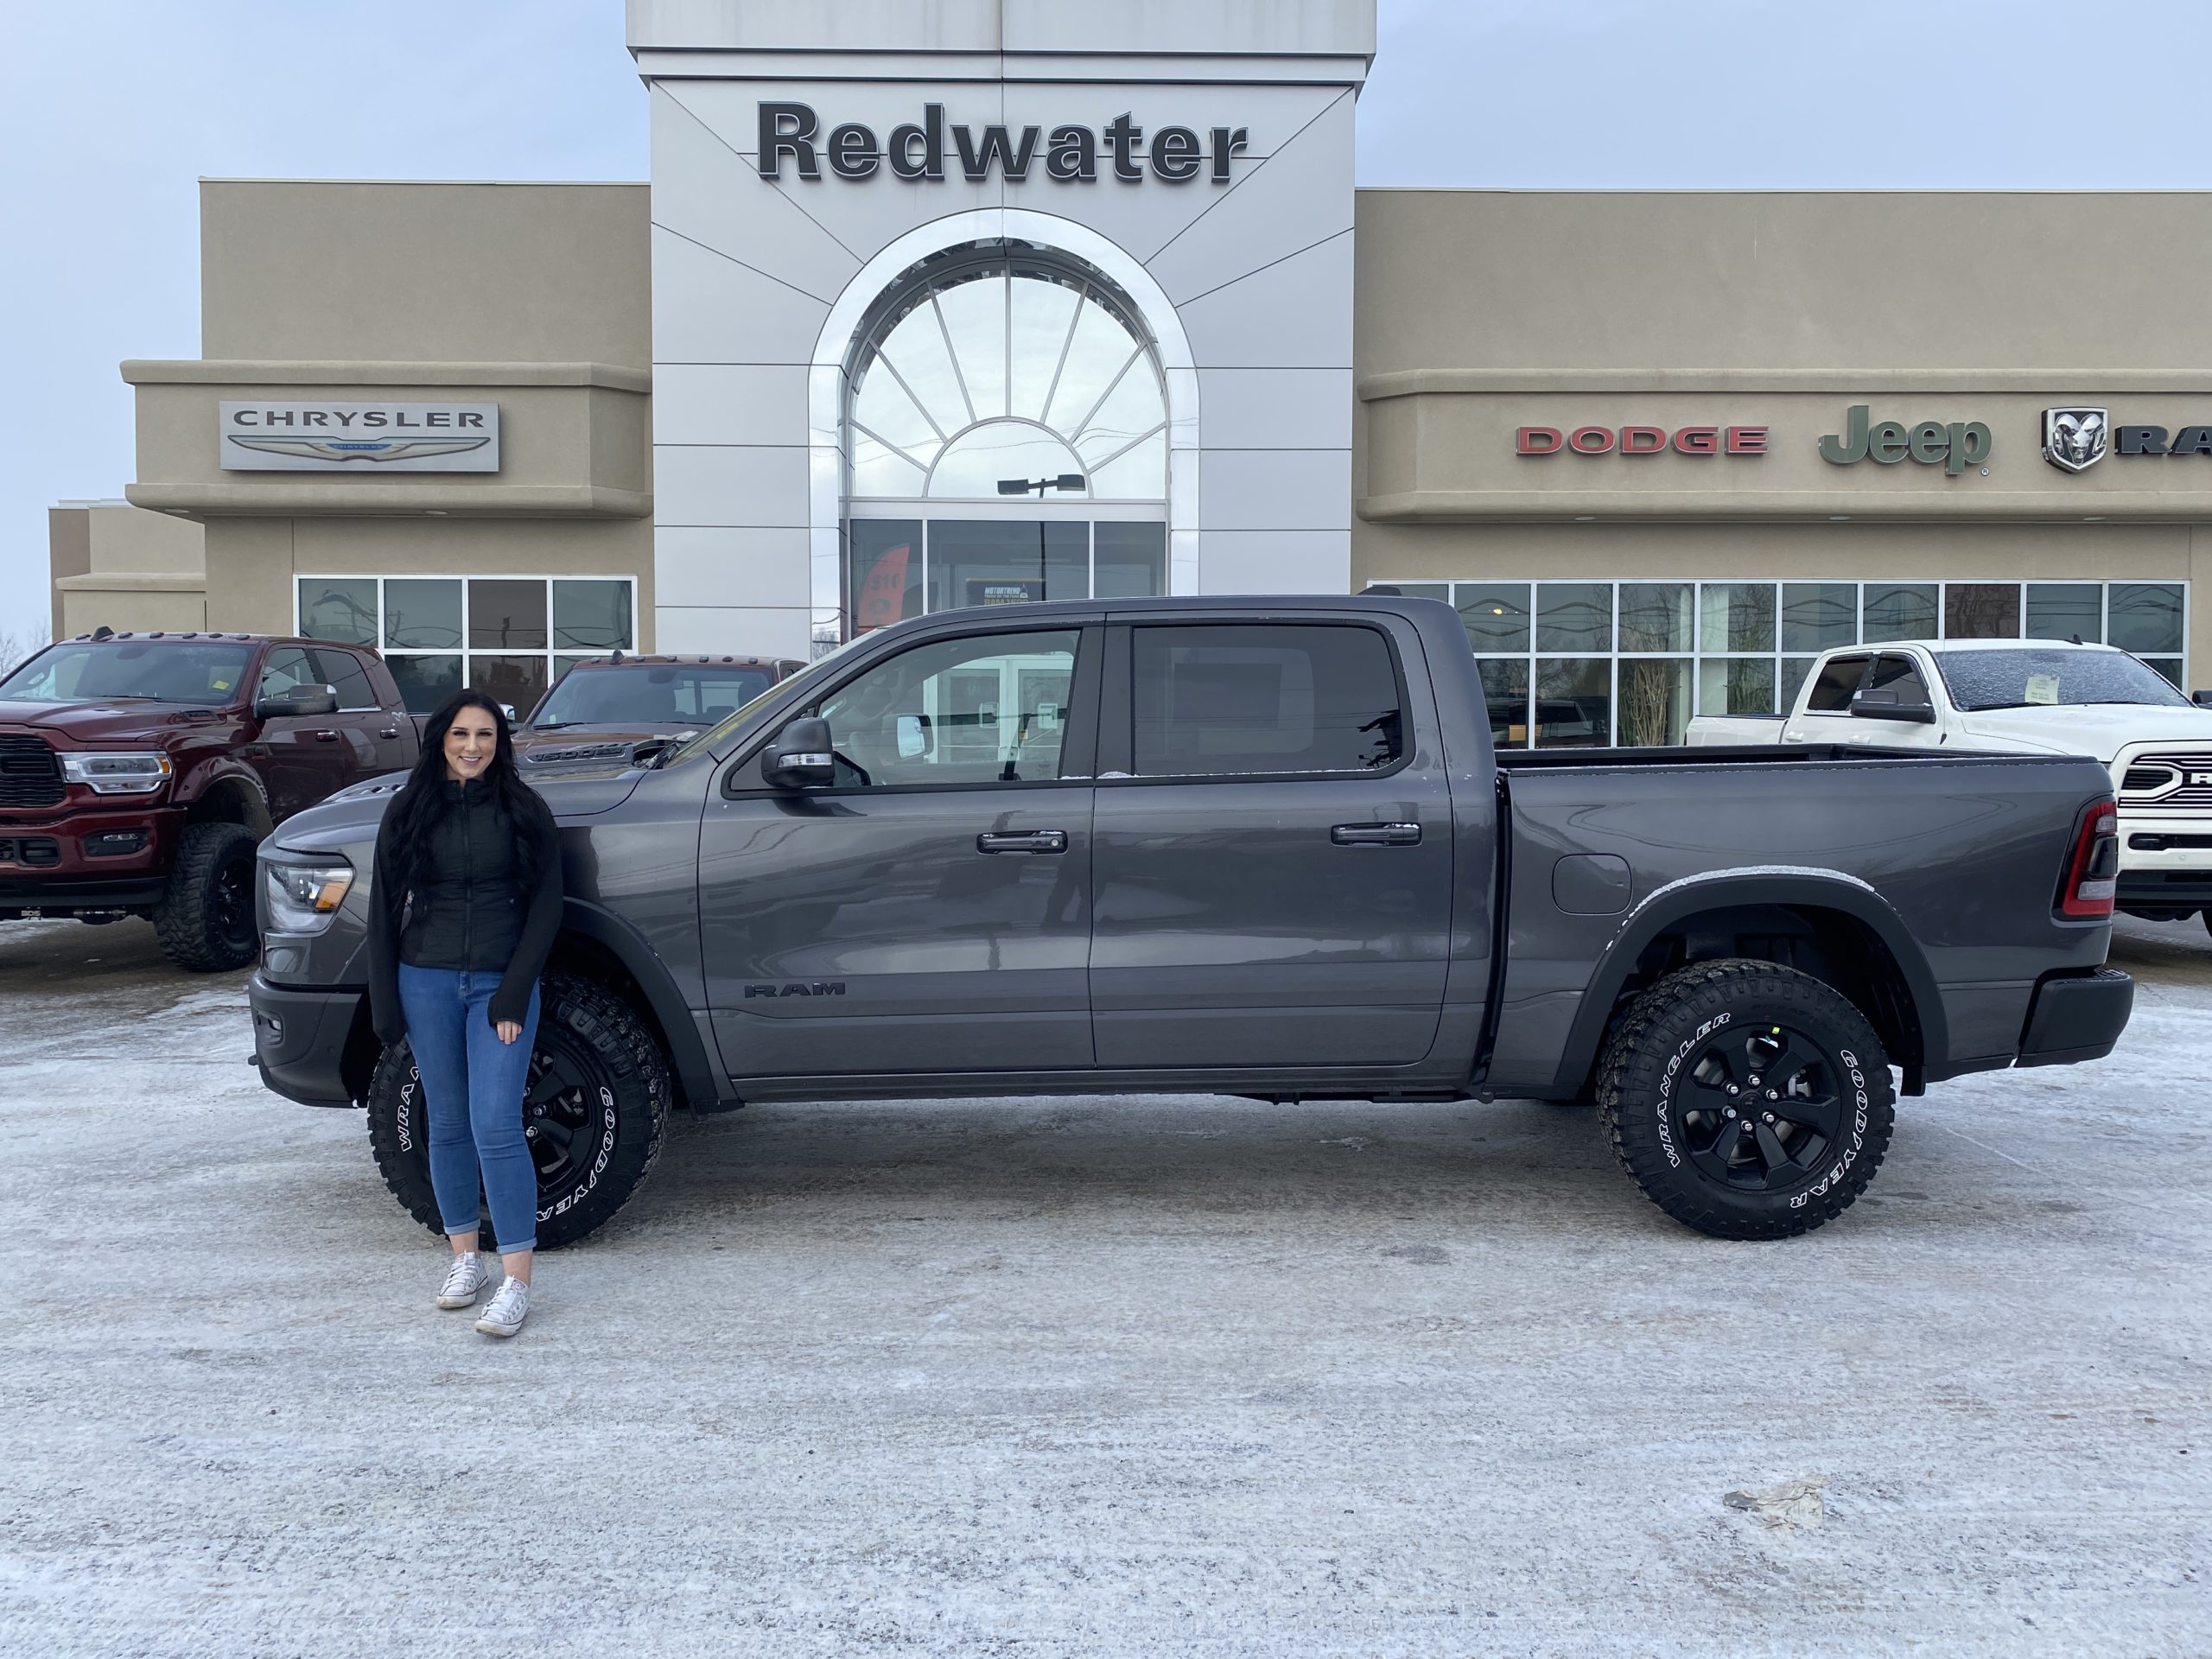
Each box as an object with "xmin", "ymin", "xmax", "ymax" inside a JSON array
[
  {"xmin": 812, "ymin": 629, "xmax": 1080, "ymax": 788},
  {"xmin": 1805, "ymin": 655, "xmax": 1871, "ymax": 713},
  {"xmin": 1867, "ymin": 653, "xmax": 1932, "ymax": 702},
  {"xmin": 1132, "ymin": 624, "xmax": 1404, "ymax": 778},
  {"xmin": 257, "ymin": 647, "xmax": 317, "ymax": 696},
  {"xmin": 312, "ymin": 649, "xmax": 379, "ymax": 711}
]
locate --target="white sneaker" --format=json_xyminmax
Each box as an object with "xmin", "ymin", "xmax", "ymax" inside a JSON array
[
  {"xmin": 437, "ymin": 1252, "xmax": 491, "ymax": 1309},
  {"xmin": 475, "ymin": 1276, "xmax": 531, "ymax": 1338}
]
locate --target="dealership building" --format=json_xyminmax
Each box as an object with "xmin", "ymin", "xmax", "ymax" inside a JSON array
[{"xmin": 52, "ymin": 0, "xmax": 2212, "ymax": 744}]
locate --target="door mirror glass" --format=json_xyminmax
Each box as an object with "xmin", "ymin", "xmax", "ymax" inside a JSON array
[
  {"xmin": 895, "ymin": 714, "xmax": 933, "ymax": 758},
  {"xmin": 764, "ymin": 716, "xmax": 836, "ymax": 789}
]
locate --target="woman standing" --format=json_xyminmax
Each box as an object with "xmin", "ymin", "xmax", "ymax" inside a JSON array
[{"xmin": 367, "ymin": 690, "xmax": 563, "ymax": 1338}]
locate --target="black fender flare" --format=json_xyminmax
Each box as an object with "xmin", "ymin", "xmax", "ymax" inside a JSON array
[
  {"xmin": 557, "ymin": 899, "xmax": 734, "ymax": 1111},
  {"xmin": 1549, "ymin": 871, "xmax": 1948, "ymax": 1094}
]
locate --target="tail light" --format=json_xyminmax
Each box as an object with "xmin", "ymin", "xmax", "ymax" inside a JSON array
[{"xmin": 2056, "ymin": 797, "xmax": 2120, "ymax": 920}]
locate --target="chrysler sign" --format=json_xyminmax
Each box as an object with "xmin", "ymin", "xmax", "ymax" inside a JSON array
[
  {"xmin": 219, "ymin": 402, "xmax": 500, "ymax": 471},
  {"xmin": 757, "ymin": 102, "xmax": 1249, "ymax": 185}
]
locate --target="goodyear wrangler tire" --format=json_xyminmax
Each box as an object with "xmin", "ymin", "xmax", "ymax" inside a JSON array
[
  {"xmin": 1597, "ymin": 959, "xmax": 1894, "ymax": 1240},
  {"xmin": 365, "ymin": 971, "xmax": 671, "ymax": 1251}
]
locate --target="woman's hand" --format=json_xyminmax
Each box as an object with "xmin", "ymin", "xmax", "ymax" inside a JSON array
[{"xmin": 495, "ymin": 1019, "xmax": 524, "ymax": 1046}]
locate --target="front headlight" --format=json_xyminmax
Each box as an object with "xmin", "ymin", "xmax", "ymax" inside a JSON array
[
  {"xmin": 264, "ymin": 858, "xmax": 355, "ymax": 934},
  {"xmin": 60, "ymin": 752, "xmax": 173, "ymax": 795}
]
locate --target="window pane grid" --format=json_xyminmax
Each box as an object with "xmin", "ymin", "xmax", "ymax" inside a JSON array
[
  {"xmin": 1401, "ymin": 578, "xmax": 2190, "ymax": 746},
  {"xmin": 295, "ymin": 575, "xmax": 636, "ymax": 717}
]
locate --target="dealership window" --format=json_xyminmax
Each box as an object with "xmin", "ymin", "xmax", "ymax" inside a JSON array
[
  {"xmin": 295, "ymin": 575, "xmax": 636, "ymax": 716},
  {"xmin": 1381, "ymin": 579, "xmax": 2188, "ymax": 747},
  {"xmin": 842, "ymin": 243, "xmax": 1167, "ymax": 635}
]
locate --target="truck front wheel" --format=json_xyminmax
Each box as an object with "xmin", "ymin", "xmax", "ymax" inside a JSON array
[
  {"xmin": 152, "ymin": 822, "xmax": 261, "ymax": 972},
  {"xmin": 365, "ymin": 971, "xmax": 672, "ymax": 1250},
  {"xmin": 1597, "ymin": 959, "xmax": 1895, "ymax": 1240}
]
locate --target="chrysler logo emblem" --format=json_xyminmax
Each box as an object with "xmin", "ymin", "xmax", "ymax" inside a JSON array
[
  {"xmin": 226, "ymin": 435, "xmax": 492, "ymax": 463},
  {"xmin": 2042, "ymin": 407, "xmax": 2108, "ymax": 473}
]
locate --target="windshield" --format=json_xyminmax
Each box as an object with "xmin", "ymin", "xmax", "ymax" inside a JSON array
[
  {"xmin": 0, "ymin": 642, "xmax": 252, "ymax": 704},
  {"xmin": 531, "ymin": 663, "xmax": 781, "ymax": 729},
  {"xmin": 658, "ymin": 636, "xmax": 869, "ymax": 766},
  {"xmin": 1931, "ymin": 647, "xmax": 2190, "ymax": 712}
]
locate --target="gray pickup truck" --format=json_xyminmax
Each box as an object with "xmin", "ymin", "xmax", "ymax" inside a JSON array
[{"xmin": 247, "ymin": 595, "xmax": 2133, "ymax": 1243}]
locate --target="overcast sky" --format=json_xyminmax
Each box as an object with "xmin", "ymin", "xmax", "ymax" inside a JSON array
[{"xmin": 6, "ymin": 0, "xmax": 2212, "ymax": 645}]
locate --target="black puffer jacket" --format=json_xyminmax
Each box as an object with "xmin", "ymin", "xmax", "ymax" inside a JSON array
[{"xmin": 366, "ymin": 776, "xmax": 563, "ymax": 1043}]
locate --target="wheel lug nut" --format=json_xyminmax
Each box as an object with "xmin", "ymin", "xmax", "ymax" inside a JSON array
[
  {"xmin": 1762, "ymin": 1112, "xmax": 1776, "ymax": 1124},
  {"xmin": 1766, "ymin": 1090, "xmax": 1779, "ymax": 1101},
  {"xmin": 1724, "ymin": 1107, "xmax": 1738, "ymax": 1119},
  {"xmin": 1726, "ymin": 1084, "xmax": 1739, "ymax": 1096},
  {"xmin": 1746, "ymin": 1075, "xmax": 1761, "ymax": 1087}
]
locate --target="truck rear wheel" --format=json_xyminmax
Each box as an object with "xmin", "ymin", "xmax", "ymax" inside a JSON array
[
  {"xmin": 152, "ymin": 822, "xmax": 261, "ymax": 972},
  {"xmin": 365, "ymin": 971, "xmax": 671, "ymax": 1250},
  {"xmin": 1597, "ymin": 959, "xmax": 1894, "ymax": 1240}
]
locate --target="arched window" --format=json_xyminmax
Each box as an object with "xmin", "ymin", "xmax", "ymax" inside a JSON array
[
  {"xmin": 842, "ymin": 243, "xmax": 1169, "ymax": 633},
  {"xmin": 849, "ymin": 248, "xmax": 1166, "ymax": 501}
]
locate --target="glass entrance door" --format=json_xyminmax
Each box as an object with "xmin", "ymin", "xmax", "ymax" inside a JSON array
[{"xmin": 847, "ymin": 516, "xmax": 1166, "ymax": 635}]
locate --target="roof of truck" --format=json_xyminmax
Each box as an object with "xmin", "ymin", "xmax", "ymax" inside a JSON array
[
  {"xmin": 1864, "ymin": 638, "xmax": 2126, "ymax": 653},
  {"xmin": 560, "ymin": 652, "xmax": 802, "ymax": 671}
]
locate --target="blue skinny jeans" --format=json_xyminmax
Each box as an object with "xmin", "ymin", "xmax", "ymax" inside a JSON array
[{"xmin": 396, "ymin": 963, "xmax": 541, "ymax": 1254}]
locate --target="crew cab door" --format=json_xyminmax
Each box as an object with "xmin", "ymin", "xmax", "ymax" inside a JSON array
[
  {"xmin": 250, "ymin": 646, "xmax": 350, "ymax": 818},
  {"xmin": 311, "ymin": 647, "xmax": 411, "ymax": 778},
  {"xmin": 1089, "ymin": 615, "xmax": 1454, "ymax": 1068},
  {"xmin": 699, "ymin": 621, "xmax": 1099, "ymax": 1079}
]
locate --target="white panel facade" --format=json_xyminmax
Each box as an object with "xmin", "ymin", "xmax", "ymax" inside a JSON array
[{"xmin": 634, "ymin": 0, "xmax": 1372, "ymax": 653}]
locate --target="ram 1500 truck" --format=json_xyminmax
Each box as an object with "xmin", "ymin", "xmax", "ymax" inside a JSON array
[
  {"xmin": 0, "ymin": 629, "xmax": 421, "ymax": 969},
  {"xmin": 247, "ymin": 596, "xmax": 2133, "ymax": 1243},
  {"xmin": 1687, "ymin": 637, "xmax": 2212, "ymax": 928}
]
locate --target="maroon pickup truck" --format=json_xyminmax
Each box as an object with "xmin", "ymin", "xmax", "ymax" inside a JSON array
[{"xmin": 0, "ymin": 628, "xmax": 421, "ymax": 969}]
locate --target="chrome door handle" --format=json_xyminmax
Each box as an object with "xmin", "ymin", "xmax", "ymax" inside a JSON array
[
  {"xmin": 313, "ymin": 730, "xmax": 340, "ymax": 742},
  {"xmin": 1332, "ymin": 822, "xmax": 1421, "ymax": 847},
  {"xmin": 977, "ymin": 830, "xmax": 1069, "ymax": 855},
  {"xmin": 378, "ymin": 727, "xmax": 400, "ymax": 740}
]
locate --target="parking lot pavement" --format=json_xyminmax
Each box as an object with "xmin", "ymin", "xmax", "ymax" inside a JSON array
[{"xmin": 2, "ymin": 916, "xmax": 2206, "ymax": 1657}]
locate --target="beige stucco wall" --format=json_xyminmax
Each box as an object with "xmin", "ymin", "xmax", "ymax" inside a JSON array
[
  {"xmin": 49, "ymin": 502, "xmax": 207, "ymax": 639},
  {"xmin": 111, "ymin": 181, "xmax": 656, "ymax": 648},
  {"xmin": 200, "ymin": 181, "xmax": 649, "ymax": 367},
  {"xmin": 1351, "ymin": 189, "xmax": 2212, "ymax": 678}
]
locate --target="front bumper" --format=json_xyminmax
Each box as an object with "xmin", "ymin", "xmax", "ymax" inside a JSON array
[
  {"xmin": 248, "ymin": 974, "xmax": 367, "ymax": 1106},
  {"xmin": 0, "ymin": 803, "xmax": 181, "ymax": 910},
  {"xmin": 2017, "ymin": 968, "xmax": 2134, "ymax": 1068}
]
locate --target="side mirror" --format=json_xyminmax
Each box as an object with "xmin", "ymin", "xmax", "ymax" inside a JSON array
[
  {"xmin": 1849, "ymin": 690, "xmax": 1936, "ymax": 725},
  {"xmin": 763, "ymin": 716, "xmax": 836, "ymax": 789},
  {"xmin": 895, "ymin": 713, "xmax": 933, "ymax": 759},
  {"xmin": 2191, "ymin": 690, "xmax": 2212, "ymax": 708},
  {"xmin": 255, "ymin": 683, "xmax": 340, "ymax": 719},
  {"xmin": 500, "ymin": 703, "xmax": 518, "ymax": 721}
]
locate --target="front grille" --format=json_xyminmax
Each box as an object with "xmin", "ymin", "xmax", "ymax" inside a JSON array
[
  {"xmin": 0, "ymin": 734, "xmax": 63, "ymax": 808},
  {"xmin": 2120, "ymin": 751, "xmax": 2212, "ymax": 807},
  {"xmin": 0, "ymin": 836, "xmax": 60, "ymax": 868}
]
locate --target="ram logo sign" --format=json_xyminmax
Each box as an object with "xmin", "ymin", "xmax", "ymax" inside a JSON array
[
  {"xmin": 743, "ymin": 982, "xmax": 848, "ymax": 999},
  {"xmin": 2042, "ymin": 407, "xmax": 2109, "ymax": 474}
]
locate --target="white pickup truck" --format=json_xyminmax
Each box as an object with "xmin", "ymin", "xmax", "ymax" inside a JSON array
[{"xmin": 1688, "ymin": 638, "xmax": 2212, "ymax": 927}]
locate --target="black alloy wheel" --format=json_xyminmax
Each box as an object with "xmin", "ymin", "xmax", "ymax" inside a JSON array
[
  {"xmin": 366, "ymin": 971, "xmax": 672, "ymax": 1250},
  {"xmin": 1672, "ymin": 1021, "xmax": 1847, "ymax": 1195},
  {"xmin": 1598, "ymin": 958, "xmax": 1896, "ymax": 1240}
]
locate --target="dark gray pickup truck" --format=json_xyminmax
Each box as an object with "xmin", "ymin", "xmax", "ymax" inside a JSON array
[{"xmin": 248, "ymin": 595, "xmax": 2133, "ymax": 1243}]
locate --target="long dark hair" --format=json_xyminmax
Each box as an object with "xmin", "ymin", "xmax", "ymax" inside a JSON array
[{"xmin": 380, "ymin": 690, "xmax": 549, "ymax": 899}]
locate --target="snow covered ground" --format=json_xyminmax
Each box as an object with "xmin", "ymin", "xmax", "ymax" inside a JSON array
[{"xmin": 1, "ymin": 914, "xmax": 2205, "ymax": 1656}]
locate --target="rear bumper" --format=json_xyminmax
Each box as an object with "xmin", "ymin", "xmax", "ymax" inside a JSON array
[
  {"xmin": 2115, "ymin": 871, "xmax": 2212, "ymax": 912},
  {"xmin": 2017, "ymin": 968, "xmax": 2134, "ymax": 1068},
  {"xmin": 247, "ymin": 974, "xmax": 365, "ymax": 1106}
]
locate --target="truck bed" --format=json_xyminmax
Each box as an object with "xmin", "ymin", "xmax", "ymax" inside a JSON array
[{"xmin": 1484, "ymin": 745, "xmax": 2115, "ymax": 1096}]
